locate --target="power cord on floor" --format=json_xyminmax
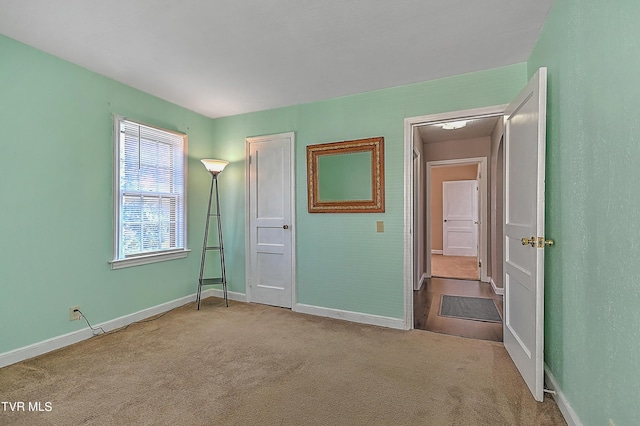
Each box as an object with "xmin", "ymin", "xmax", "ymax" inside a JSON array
[
  {"xmin": 76, "ymin": 306, "xmax": 180, "ymax": 337},
  {"xmin": 118, "ymin": 309, "xmax": 175, "ymax": 330}
]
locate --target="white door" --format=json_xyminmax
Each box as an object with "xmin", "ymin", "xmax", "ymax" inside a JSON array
[
  {"xmin": 442, "ymin": 180, "xmax": 478, "ymax": 256},
  {"xmin": 246, "ymin": 132, "xmax": 295, "ymax": 308},
  {"xmin": 503, "ymin": 67, "xmax": 547, "ymax": 402}
]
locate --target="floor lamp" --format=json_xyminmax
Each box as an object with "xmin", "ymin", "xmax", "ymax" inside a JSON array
[{"xmin": 197, "ymin": 159, "xmax": 229, "ymax": 310}]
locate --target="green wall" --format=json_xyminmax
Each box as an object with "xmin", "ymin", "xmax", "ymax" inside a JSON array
[
  {"xmin": 0, "ymin": 35, "xmax": 217, "ymax": 354},
  {"xmin": 209, "ymin": 65, "xmax": 526, "ymax": 318},
  {"xmin": 529, "ymin": 1, "xmax": 640, "ymax": 424},
  {"xmin": 0, "ymin": 34, "xmax": 526, "ymax": 360}
]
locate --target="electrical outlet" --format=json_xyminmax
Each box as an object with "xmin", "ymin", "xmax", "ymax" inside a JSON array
[
  {"xmin": 69, "ymin": 306, "xmax": 81, "ymax": 321},
  {"xmin": 376, "ymin": 220, "xmax": 384, "ymax": 233}
]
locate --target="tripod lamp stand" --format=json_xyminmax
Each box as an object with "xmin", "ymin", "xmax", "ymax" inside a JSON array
[{"xmin": 196, "ymin": 159, "xmax": 229, "ymax": 310}]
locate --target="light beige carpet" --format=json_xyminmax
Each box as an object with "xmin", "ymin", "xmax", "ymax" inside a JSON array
[
  {"xmin": 432, "ymin": 254, "xmax": 479, "ymax": 280},
  {"xmin": 0, "ymin": 299, "xmax": 565, "ymax": 425}
]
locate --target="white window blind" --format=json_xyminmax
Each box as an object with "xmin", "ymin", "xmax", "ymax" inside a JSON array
[{"xmin": 112, "ymin": 117, "xmax": 188, "ymax": 268}]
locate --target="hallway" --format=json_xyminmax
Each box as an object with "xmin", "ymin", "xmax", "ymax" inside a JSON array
[{"xmin": 414, "ymin": 277, "xmax": 503, "ymax": 342}]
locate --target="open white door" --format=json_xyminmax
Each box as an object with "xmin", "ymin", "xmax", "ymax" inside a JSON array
[
  {"xmin": 246, "ymin": 133, "xmax": 295, "ymax": 308},
  {"xmin": 443, "ymin": 180, "xmax": 478, "ymax": 257},
  {"xmin": 503, "ymin": 67, "xmax": 548, "ymax": 402}
]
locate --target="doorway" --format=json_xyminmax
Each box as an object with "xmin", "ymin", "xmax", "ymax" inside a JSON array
[
  {"xmin": 429, "ymin": 160, "xmax": 485, "ymax": 281},
  {"xmin": 403, "ymin": 105, "xmax": 507, "ymax": 330},
  {"xmin": 417, "ymin": 145, "xmax": 501, "ymax": 342}
]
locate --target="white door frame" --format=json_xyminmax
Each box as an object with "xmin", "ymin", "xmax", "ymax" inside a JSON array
[
  {"xmin": 245, "ymin": 132, "xmax": 297, "ymax": 306},
  {"xmin": 428, "ymin": 159, "xmax": 486, "ymax": 270},
  {"xmin": 413, "ymin": 148, "xmax": 427, "ymax": 290},
  {"xmin": 403, "ymin": 105, "xmax": 507, "ymax": 329}
]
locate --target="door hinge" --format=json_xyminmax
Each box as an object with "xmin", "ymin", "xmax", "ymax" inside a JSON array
[
  {"xmin": 248, "ymin": 155, "xmax": 252, "ymax": 164},
  {"xmin": 478, "ymin": 260, "xmax": 482, "ymax": 268}
]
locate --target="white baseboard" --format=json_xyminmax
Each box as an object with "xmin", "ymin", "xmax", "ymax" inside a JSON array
[
  {"xmin": 490, "ymin": 278, "xmax": 504, "ymax": 295},
  {"xmin": 544, "ymin": 364, "xmax": 583, "ymax": 426},
  {"xmin": 293, "ymin": 303, "xmax": 405, "ymax": 329},
  {"xmin": 202, "ymin": 288, "xmax": 247, "ymax": 302},
  {"xmin": 417, "ymin": 273, "xmax": 428, "ymax": 290},
  {"xmin": 431, "ymin": 249, "xmax": 443, "ymax": 255},
  {"xmin": 0, "ymin": 290, "xmax": 245, "ymax": 369},
  {"xmin": 0, "ymin": 323, "xmax": 102, "ymax": 370}
]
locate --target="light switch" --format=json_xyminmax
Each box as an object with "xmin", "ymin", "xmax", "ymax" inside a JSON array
[{"xmin": 376, "ymin": 220, "xmax": 384, "ymax": 233}]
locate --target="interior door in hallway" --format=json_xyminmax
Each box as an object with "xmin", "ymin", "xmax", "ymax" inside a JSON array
[
  {"xmin": 442, "ymin": 180, "xmax": 478, "ymax": 257},
  {"xmin": 503, "ymin": 67, "xmax": 547, "ymax": 402},
  {"xmin": 247, "ymin": 133, "xmax": 295, "ymax": 308}
]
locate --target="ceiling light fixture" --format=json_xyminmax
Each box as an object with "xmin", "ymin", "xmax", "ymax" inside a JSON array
[{"xmin": 441, "ymin": 120, "xmax": 468, "ymax": 130}]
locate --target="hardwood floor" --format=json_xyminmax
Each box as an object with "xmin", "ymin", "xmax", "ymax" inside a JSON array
[
  {"xmin": 431, "ymin": 254, "xmax": 478, "ymax": 280},
  {"xmin": 414, "ymin": 277, "xmax": 503, "ymax": 342}
]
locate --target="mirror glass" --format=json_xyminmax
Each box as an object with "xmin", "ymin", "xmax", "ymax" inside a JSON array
[
  {"xmin": 318, "ymin": 151, "xmax": 372, "ymax": 201},
  {"xmin": 307, "ymin": 137, "xmax": 384, "ymax": 213}
]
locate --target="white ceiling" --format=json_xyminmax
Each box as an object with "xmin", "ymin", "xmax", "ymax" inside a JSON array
[{"xmin": 0, "ymin": 0, "xmax": 554, "ymax": 119}]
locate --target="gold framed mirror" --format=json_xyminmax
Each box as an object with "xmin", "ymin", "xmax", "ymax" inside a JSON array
[{"xmin": 306, "ymin": 137, "xmax": 385, "ymax": 213}]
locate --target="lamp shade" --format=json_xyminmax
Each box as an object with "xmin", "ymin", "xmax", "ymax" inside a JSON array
[{"xmin": 201, "ymin": 159, "xmax": 229, "ymax": 175}]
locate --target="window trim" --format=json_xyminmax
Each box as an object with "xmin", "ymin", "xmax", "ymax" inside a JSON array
[
  {"xmin": 110, "ymin": 249, "xmax": 190, "ymax": 270},
  {"xmin": 110, "ymin": 115, "xmax": 189, "ymax": 269}
]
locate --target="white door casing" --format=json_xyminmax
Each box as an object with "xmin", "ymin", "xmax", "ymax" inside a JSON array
[
  {"xmin": 246, "ymin": 132, "xmax": 295, "ymax": 308},
  {"xmin": 413, "ymin": 148, "xmax": 424, "ymax": 290},
  {"xmin": 503, "ymin": 67, "xmax": 547, "ymax": 402},
  {"xmin": 442, "ymin": 180, "xmax": 478, "ymax": 257}
]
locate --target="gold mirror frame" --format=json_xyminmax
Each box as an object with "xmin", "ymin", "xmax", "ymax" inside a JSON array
[{"xmin": 307, "ymin": 137, "xmax": 385, "ymax": 213}]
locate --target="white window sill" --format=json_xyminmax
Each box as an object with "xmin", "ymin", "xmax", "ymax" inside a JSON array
[{"xmin": 110, "ymin": 249, "xmax": 191, "ymax": 270}]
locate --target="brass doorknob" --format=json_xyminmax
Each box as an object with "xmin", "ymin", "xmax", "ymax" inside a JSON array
[
  {"xmin": 535, "ymin": 237, "xmax": 555, "ymax": 247},
  {"xmin": 283, "ymin": 225, "xmax": 289, "ymax": 229},
  {"xmin": 521, "ymin": 237, "xmax": 536, "ymax": 247}
]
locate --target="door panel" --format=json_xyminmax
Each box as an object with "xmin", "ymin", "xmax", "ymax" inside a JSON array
[
  {"xmin": 443, "ymin": 180, "xmax": 478, "ymax": 256},
  {"xmin": 247, "ymin": 133, "xmax": 294, "ymax": 308},
  {"xmin": 503, "ymin": 67, "xmax": 547, "ymax": 402}
]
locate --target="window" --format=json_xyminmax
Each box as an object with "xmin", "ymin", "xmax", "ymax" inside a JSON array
[{"xmin": 111, "ymin": 116, "xmax": 188, "ymax": 269}]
